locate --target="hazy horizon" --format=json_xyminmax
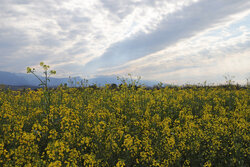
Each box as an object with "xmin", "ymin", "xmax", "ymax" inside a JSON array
[{"xmin": 1, "ymin": 0, "xmax": 250, "ymax": 85}]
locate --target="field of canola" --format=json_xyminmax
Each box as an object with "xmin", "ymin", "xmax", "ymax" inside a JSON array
[{"xmin": 0, "ymin": 85, "xmax": 249, "ymax": 166}]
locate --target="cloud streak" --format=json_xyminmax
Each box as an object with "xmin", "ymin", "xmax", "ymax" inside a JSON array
[
  {"xmin": 99, "ymin": 14, "xmax": 250, "ymax": 84},
  {"xmin": 0, "ymin": 0, "xmax": 250, "ymax": 83},
  {"xmin": 85, "ymin": 0, "xmax": 250, "ymax": 72}
]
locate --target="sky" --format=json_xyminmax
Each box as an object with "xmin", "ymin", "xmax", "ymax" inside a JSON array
[{"xmin": 0, "ymin": 0, "xmax": 250, "ymax": 85}]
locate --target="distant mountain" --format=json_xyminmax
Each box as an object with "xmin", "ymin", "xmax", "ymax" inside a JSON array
[
  {"xmin": 0, "ymin": 71, "xmax": 159, "ymax": 87},
  {"xmin": 0, "ymin": 71, "xmax": 30, "ymax": 85}
]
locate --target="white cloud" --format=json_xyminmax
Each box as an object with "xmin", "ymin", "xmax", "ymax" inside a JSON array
[
  {"xmin": 0, "ymin": 0, "xmax": 250, "ymax": 84},
  {"xmin": 98, "ymin": 11, "xmax": 250, "ymax": 84}
]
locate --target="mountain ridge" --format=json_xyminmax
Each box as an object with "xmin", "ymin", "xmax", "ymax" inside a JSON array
[{"xmin": 0, "ymin": 71, "xmax": 159, "ymax": 87}]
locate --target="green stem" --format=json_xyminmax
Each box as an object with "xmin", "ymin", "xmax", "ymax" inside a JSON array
[{"xmin": 31, "ymin": 71, "xmax": 45, "ymax": 86}]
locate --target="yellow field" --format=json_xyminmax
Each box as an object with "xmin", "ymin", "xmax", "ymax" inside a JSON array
[{"xmin": 0, "ymin": 85, "xmax": 249, "ymax": 166}]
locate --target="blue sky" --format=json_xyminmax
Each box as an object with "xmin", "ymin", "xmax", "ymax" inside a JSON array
[{"xmin": 0, "ymin": 0, "xmax": 250, "ymax": 84}]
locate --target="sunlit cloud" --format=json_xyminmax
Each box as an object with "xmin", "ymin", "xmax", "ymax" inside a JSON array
[
  {"xmin": 0, "ymin": 0, "xmax": 249, "ymax": 83},
  {"xmin": 99, "ymin": 13, "xmax": 250, "ymax": 84}
]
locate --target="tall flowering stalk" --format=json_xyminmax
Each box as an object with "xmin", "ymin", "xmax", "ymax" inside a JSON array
[
  {"xmin": 27, "ymin": 62, "xmax": 56, "ymax": 90},
  {"xmin": 27, "ymin": 62, "xmax": 56, "ymax": 112}
]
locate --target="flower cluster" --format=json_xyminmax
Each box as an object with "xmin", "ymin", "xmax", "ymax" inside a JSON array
[{"xmin": 0, "ymin": 85, "xmax": 249, "ymax": 166}]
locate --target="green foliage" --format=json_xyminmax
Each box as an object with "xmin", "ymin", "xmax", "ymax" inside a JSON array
[
  {"xmin": 67, "ymin": 76, "xmax": 81, "ymax": 87},
  {"xmin": 224, "ymin": 74, "xmax": 235, "ymax": 86},
  {"xmin": 117, "ymin": 73, "xmax": 142, "ymax": 87}
]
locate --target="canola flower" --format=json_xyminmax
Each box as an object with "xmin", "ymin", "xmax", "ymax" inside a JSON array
[{"xmin": 0, "ymin": 84, "xmax": 249, "ymax": 166}]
